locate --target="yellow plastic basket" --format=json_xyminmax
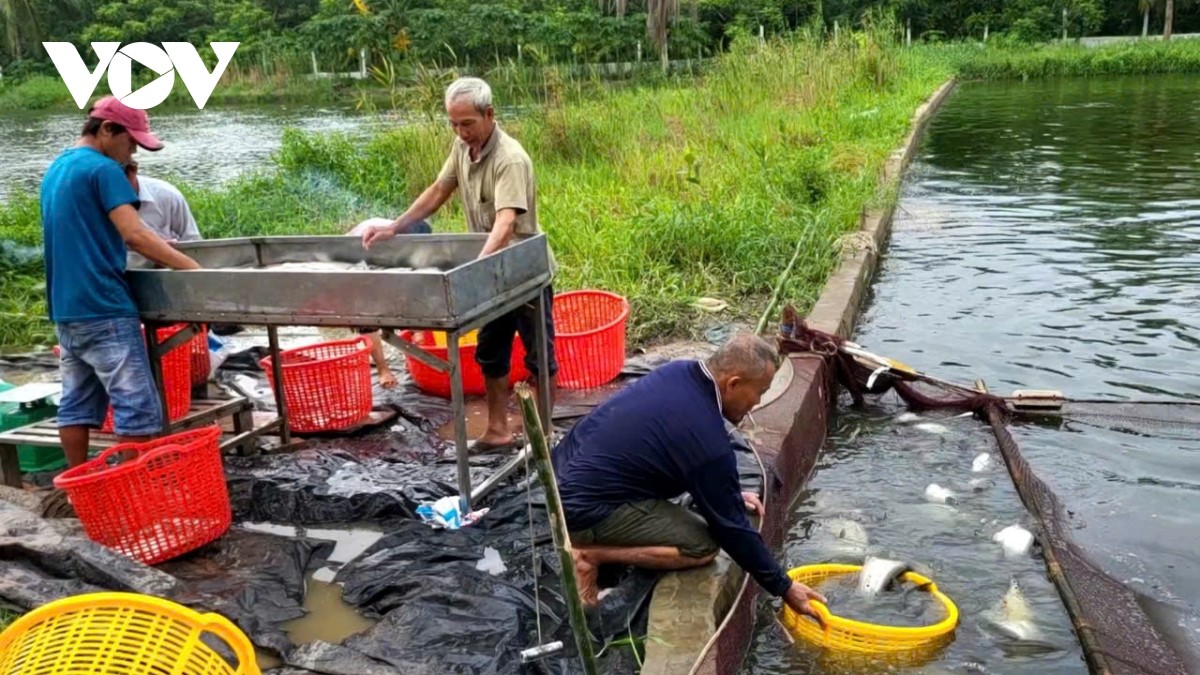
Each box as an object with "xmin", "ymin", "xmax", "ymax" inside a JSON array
[
  {"xmin": 779, "ymin": 564, "xmax": 958, "ymax": 655},
  {"xmin": 0, "ymin": 592, "xmax": 260, "ymax": 675}
]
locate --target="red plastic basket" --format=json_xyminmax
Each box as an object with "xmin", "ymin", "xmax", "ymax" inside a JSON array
[
  {"xmin": 400, "ymin": 330, "xmax": 529, "ymax": 398},
  {"xmin": 190, "ymin": 324, "xmax": 210, "ymax": 387},
  {"xmin": 53, "ymin": 426, "xmax": 230, "ymax": 565},
  {"xmin": 553, "ymin": 290, "xmax": 630, "ymax": 390},
  {"xmin": 101, "ymin": 323, "xmax": 193, "ymax": 433},
  {"xmin": 260, "ymin": 337, "xmax": 373, "ymax": 433}
]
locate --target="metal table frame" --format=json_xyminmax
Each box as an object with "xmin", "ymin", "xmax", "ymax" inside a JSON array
[{"xmin": 129, "ymin": 234, "xmax": 555, "ymax": 512}]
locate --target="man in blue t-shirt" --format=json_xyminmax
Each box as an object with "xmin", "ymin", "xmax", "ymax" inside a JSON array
[
  {"xmin": 41, "ymin": 96, "xmax": 200, "ymax": 467},
  {"xmin": 552, "ymin": 333, "xmax": 826, "ymax": 621}
]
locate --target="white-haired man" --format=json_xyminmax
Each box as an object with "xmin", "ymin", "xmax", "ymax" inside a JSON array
[{"xmin": 362, "ymin": 77, "xmax": 558, "ymax": 452}]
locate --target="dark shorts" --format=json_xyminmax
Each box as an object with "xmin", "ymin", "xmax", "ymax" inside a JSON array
[
  {"xmin": 569, "ymin": 499, "xmax": 718, "ymax": 559},
  {"xmin": 358, "ymin": 220, "xmax": 432, "ymax": 335},
  {"xmin": 475, "ymin": 286, "xmax": 559, "ymax": 380}
]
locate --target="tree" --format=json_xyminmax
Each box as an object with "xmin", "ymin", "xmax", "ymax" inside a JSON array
[
  {"xmin": 1164, "ymin": 0, "xmax": 1174, "ymax": 36},
  {"xmin": 1, "ymin": 0, "xmax": 41, "ymax": 60}
]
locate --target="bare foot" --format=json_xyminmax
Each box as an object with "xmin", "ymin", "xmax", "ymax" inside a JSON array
[
  {"xmin": 473, "ymin": 431, "xmax": 514, "ymax": 448},
  {"xmin": 572, "ymin": 549, "xmax": 600, "ymax": 607},
  {"xmin": 379, "ymin": 368, "xmax": 398, "ymax": 389}
]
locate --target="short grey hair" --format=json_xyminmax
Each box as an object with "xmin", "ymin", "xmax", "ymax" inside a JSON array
[
  {"xmin": 445, "ymin": 77, "xmax": 493, "ymax": 114},
  {"xmin": 706, "ymin": 332, "xmax": 779, "ymax": 380}
]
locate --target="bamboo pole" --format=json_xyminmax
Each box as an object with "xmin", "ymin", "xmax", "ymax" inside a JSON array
[{"xmin": 515, "ymin": 383, "xmax": 598, "ymax": 675}]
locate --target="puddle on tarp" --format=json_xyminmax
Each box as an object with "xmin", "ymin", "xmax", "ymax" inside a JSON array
[
  {"xmin": 239, "ymin": 523, "xmax": 384, "ymax": 646},
  {"xmin": 284, "ymin": 576, "xmax": 377, "ymax": 646}
]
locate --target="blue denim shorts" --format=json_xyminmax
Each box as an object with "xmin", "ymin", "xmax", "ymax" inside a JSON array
[{"xmin": 56, "ymin": 317, "xmax": 165, "ymax": 436}]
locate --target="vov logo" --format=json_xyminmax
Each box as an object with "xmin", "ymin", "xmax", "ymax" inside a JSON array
[{"xmin": 42, "ymin": 42, "xmax": 240, "ymax": 110}]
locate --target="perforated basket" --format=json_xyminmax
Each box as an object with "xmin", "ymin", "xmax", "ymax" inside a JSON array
[
  {"xmin": 400, "ymin": 330, "xmax": 529, "ymax": 398},
  {"xmin": 779, "ymin": 564, "xmax": 958, "ymax": 655},
  {"xmin": 0, "ymin": 591, "xmax": 260, "ymax": 674},
  {"xmin": 190, "ymin": 324, "xmax": 210, "ymax": 387},
  {"xmin": 53, "ymin": 426, "xmax": 230, "ymax": 565},
  {"xmin": 100, "ymin": 323, "xmax": 193, "ymax": 433},
  {"xmin": 260, "ymin": 337, "xmax": 373, "ymax": 433},
  {"xmin": 552, "ymin": 290, "xmax": 629, "ymax": 390}
]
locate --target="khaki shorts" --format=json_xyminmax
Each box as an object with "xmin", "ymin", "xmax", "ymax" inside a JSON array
[{"xmin": 569, "ymin": 499, "xmax": 718, "ymax": 559}]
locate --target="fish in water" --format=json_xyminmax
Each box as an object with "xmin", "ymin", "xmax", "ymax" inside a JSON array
[
  {"xmin": 858, "ymin": 556, "xmax": 910, "ymax": 596},
  {"xmin": 968, "ymin": 477, "xmax": 995, "ymax": 492},
  {"xmin": 972, "ymin": 453, "xmax": 993, "ymax": 472},
  {"xmin": 813, "ymin": 517, "xmax": 870, "ymax": 557},
  {"xmin": 993, "ymin": 524, "xmax": 1034, "ymax": 557},
  {"xmin": 915, "ymin": 422, "xmax": 949, "ymax": 435},
  {"xmin": 925, "ymin": 483, "xmax": 958, "ymax": 505},
  {"xmin": 896, "ymin": 412, "xmax": 921, "ymax": 424},
  {"xmin": 987, "ymin": 579, "xmax": 1042, "ymax": 642}
]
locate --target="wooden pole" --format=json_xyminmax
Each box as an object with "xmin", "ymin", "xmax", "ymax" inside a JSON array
[{"xmin": 514, "ymin": 383, "xmax": 598, "ymax": 675}]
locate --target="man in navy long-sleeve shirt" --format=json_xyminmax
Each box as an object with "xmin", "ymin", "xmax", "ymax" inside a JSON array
[{"xmin": 552, "ymin": 332, "xmax": 826, "ymax": 620}]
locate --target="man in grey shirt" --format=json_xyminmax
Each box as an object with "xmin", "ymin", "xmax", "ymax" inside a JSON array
[{"xmin": 124, "ymin": 161, "xmax": 201, "ymax": 244}]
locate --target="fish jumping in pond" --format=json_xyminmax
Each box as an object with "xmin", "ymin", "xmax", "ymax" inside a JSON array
[
  {"xmin": 925, "ymin": 483, "xmax": 958, "ymax": 505},
  {"xmin": 972, "ymin": 453, "xmax": 993, "ymax": 472},
  {"xmin": 857, "ymin": 556, "xmax": 910, "ymax": 596},
  {"xmin": 983, "ymin": 578, "xmax": 1061, "ymax": 657},
  {"xmin": 993, "ymin": 524, "xmax": 1035, "ymax": 557}
]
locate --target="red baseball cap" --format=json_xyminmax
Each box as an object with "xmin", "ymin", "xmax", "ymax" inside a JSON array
[{"xmin": 89, "ymin": 96, "xmax": 164, "ymax": 151}]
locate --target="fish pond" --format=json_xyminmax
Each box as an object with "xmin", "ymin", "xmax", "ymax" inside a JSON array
[{"xmin": 746, "ymin": 75, "xmax": 1200, "ymax": 674}]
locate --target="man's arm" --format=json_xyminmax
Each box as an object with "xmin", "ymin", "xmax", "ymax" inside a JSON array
[
  {"xmin": 174, "ymin": 195, "xmax": 202, "ymax": 242},
  {"xmin": 363, "ymin": 180, "xmax": 456, "ymax": 248},
  {"xmin": 687, "ymin": 454, "xmax": 793, "ymax": 596},
  {"xmin": 477, "ymin": 159, "xmax": 532, "ymax": 258},
  {"xmin": 110, "ymin": 204, "xmax": 199, "ymax": 270},
  {"xmin": 393, "ymin": 180, "xmax": 455, "ymax": 234},
  {"xmin": 478, "ymin": 208, "xmax": 517, "ymax": 258}
]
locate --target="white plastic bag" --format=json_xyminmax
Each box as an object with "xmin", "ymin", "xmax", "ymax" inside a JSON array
[{"xmin": 207, "ymin": 333, "xmax": 231, "ymax": 379}]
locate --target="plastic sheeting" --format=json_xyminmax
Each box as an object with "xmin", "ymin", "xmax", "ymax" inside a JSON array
[
  {"xmin": 225, "ymin": 441, "xmax": 512, "ymax": 524},
  {"xmin": 0, "ymin": 343, "xmax": 762, "ymax": 675},
  {"xmin": 0, "ymin": 501, "xmax": 328, "ymax": 658}
]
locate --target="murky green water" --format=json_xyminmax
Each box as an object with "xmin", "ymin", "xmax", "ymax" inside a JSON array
[
  {"xmin": 747, "ymin": 76, "xmax": 1200, "ymax": 674},
  {"xmin": 0, "ymin": 105, "xmax": 387, "ymax": 201}
]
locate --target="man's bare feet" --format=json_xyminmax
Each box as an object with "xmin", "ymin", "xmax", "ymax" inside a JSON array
[
  {"xmin": 572, "ymin": 548, "xmax": 600, "ymax": 607},
  {"xmin": 378, "ymin": 368, "xmax": 398, "ymax": 389}
]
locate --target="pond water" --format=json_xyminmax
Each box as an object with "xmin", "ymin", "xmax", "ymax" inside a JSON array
[
  {"xmin": 746, "ymin": 75, "xmax": 1200, "ymax": 674},
  {"xmin": 0, "ymin": 105, "xmax": 389, "ymax": 201}
]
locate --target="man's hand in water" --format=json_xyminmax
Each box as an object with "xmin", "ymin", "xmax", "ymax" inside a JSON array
[{"xmin": 783, "ymin": 581, "xmax": 827, "ymax": 624}]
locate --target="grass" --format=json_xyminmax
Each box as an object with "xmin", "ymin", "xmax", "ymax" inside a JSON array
[
  {"xmin": 0, "ymin": 70, "xmax": 349, "ymax": 113},
  {"xmin": 1, "ymin": 32, "xmax": 950, "ymax": 349},
  {"xmin": 925, "ymin": 37, "xmax": 1200, "ymax": 80},
  {"xmin": 0, "ymin": 607, "xmax": 18, "ymax": 630},
  {"xmin": 20, "ymin": 33, "xmax": 1200, "ymax": 350}
]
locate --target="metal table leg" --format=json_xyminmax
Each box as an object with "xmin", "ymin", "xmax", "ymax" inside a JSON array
[
  {"xmin": 448, "ymin": 330, "xmax": 472, "ymax": 512},
  {"xmin": 267, "ymin": 326, "xmax": 291, "ymax": 445},
  {"xmin": 533, "ymin": 288, "xmax": 552, "ymax": 434},
  {"xmin": 144, "ymin": 322, "xmax": 169, "ymax": 435},
  {"xmin": 0, "ymin": 443, "xmax": 20, "ymax": 488}
]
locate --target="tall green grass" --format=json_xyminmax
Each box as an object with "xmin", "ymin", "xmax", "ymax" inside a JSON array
[
  {"xmin": 931, "ymin": 38, "xmax": 1200, "ymax": 80},
  {"xmin": 1, "ymin": 32, "xmax": 954, "ymax": 348}
]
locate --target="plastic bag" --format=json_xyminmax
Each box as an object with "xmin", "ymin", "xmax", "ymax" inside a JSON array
[{"xmin": 208, "ymin": 332, "xmax": 231, "ymax": 379}]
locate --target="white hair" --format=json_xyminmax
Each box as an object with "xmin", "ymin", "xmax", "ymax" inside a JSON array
[{"xmin": 444, "ymin": 77, "xmax": 493, "ymax": 114}]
